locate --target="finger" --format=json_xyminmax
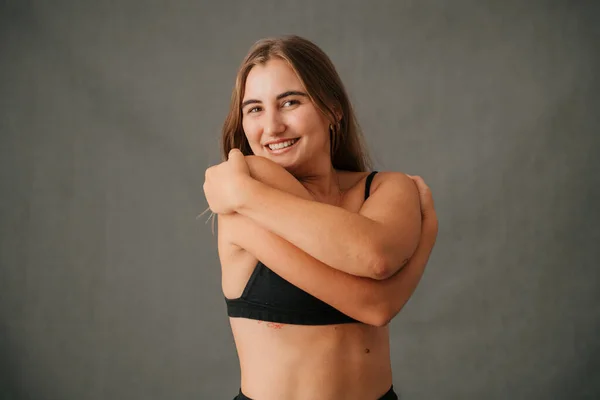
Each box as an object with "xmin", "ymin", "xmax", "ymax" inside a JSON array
[
  {"xmin": 418, "ymin": 187, "xmax": 434, "ymax": 214},
  {"xmin": 228, "ymin": 149, "xmax": 246, "ymax": 166},
  {"xmin": 228, "ymin": 148, "xmax": 243, "ymax": 160},
  {"xmin": 407, "ymin": 174, "xmax": 426, "ymax": 196},
  {"xmin": 409, "ymin": 176, "xmax": 429, "ymax": 194},
  {"xmin": 228, "ymin": 148, "xmax": 249, "ymax": 175},
  {"xmin": 408, "ymin": 175, "xmax": 435, "ymax": 212}
]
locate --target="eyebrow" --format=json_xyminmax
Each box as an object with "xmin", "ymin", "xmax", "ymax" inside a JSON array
[{"xmin": 241, "ymin": 90, "xmax": 308, "ymax": 109}]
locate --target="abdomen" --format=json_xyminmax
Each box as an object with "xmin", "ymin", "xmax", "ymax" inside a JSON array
[{"xmin": 230, "ymin": 318, "xmax": 393, "ymax": 400}]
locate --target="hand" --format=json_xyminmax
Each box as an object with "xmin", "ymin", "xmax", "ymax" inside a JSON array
[
  {"xmin": 407, "ymin": 175, "xmax": 438, "ymax": 244},
  {"xmin": 203, "ymin": 149, "xmax": 251, "ymax": 214}
]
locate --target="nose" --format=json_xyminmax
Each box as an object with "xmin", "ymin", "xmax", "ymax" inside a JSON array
[{"xmin": 263, "ymin": 109, "xmax": 286, "ymax": 136}]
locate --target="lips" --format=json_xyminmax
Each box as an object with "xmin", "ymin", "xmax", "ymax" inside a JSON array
[
  {"xmin": 265, "ymin": 137, "xmax": 299, "ymax": 146},
  {"xmin": 265, "ymin": 137, "xmax": 300, "ymax": 153}
]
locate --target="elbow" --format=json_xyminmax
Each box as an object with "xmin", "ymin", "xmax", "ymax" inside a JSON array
[
  {"xmin": 370, "ymin": 312, "xmax": 393, "ymax": 328},
  {"xmin": 364, "ymin": 305, "xmax": 394, "ymax": 327},
  {"xmin": 368, "ymin": 251, "xmax": 394, "ymax": 280},
  {"xmin": 369, "ymin": 244, "xmax": 416, "ymax": 281},
  {"xmin": 364, "ymin": 300, "xmax": 406, "ymax": 327},
  {"xmin": 358, "ymin": 285, "xmax": 405, "ymax": 327}
]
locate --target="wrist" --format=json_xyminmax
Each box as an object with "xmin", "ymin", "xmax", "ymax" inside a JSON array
[{"xmin": 233, "ymin": 175, "xmax": 260, "ymax": 212}]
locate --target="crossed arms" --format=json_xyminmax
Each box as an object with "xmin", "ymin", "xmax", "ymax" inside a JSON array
[{"xmin": 217, "ymin": 155, "xmax": 437, "ymax": 326}]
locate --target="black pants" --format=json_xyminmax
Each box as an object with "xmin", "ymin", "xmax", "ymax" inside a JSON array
[{"xmin": 233, "ymin": 385, "xmax": 398, "ymax": 400}]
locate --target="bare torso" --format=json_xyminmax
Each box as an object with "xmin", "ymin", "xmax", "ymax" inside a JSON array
[{"xmin": 219, "ymin": 167, "xmax": 394, "ymax": 400}]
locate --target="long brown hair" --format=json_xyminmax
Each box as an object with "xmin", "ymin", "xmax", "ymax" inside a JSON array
[{"xmin": 220, "ymin": 35, "xmax": 372, "ymax": 172}]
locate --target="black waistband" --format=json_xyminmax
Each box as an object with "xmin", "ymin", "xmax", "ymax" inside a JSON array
[{"xmin": 234, "ymin": 384, "xmax": 398, "ymax": 400}]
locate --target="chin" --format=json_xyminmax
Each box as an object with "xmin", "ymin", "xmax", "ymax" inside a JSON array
[
  {"xmin": 270, "ymin": 157, "xmax": 294, "ymax": 169},
  {"xmin": 267, "ymin": 156, "xmax": 298, "ymax": 173}
]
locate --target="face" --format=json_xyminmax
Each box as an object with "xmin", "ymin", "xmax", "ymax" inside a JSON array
[{"xmin": 241, "ymin": 58, "xmax": 331, "ymax": 173}]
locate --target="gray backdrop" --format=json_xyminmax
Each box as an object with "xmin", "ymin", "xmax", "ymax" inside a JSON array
[{"xmin": 1, "ymin": 1, "xmax": 599, "ymax": 399}]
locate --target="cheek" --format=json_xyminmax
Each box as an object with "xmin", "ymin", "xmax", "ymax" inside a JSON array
[
  {"xmin": 242, "ymin": 119, "xmax": 259, "ymax": 142},
  {"xmin": 295, "ymin": 112, "xmax": 329, "ymax": 141},
  {"xmin": 289, "ymin": 109, "xmax": 324, "ymax": 134}
]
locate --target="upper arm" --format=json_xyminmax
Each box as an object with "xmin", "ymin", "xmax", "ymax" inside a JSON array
[{"xmin": 359, "ymin": 172, "xmax": 422, "ymax": 278}]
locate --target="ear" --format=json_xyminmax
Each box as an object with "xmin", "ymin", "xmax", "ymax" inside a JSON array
[{"xmin": 333, "ymin": 106, "xmax": 343, "ymax": 123}]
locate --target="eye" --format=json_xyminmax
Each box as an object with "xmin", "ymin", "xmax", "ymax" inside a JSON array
[
  {"xmin": 283, "ymin": 99, "xmax": 299, "ymax": 107},
  {"xmin": 247, "ymin": 106, "xmax": 262, "ymax": 114}
]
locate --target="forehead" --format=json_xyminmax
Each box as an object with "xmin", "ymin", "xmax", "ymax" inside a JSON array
[{"xmin": 243, "ymin": 58, "xmax": 304, "ymax": 98}]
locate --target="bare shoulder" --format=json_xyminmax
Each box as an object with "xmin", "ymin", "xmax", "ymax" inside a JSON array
[
  {"xmin": 369, "ymin": 171, "xmax": 416, "ymax": 195},
  {"xmin": 358, "ymin": 171, "xmax": 420, "ymax": 218}
]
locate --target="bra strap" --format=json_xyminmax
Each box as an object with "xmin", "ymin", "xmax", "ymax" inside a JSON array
[{"xmin": 364, "ymin": 171, "xmax": 378, "ymax": 201}]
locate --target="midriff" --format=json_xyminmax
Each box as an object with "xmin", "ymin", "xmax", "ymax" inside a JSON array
[{"xmin": 230, "ymin": 318, "xmax": 393, "ymax": 400}]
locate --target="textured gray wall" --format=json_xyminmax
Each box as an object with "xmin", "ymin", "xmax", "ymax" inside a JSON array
[{"xmin": 1, "ymin": 1, "xmax": 599, "ymax": 399}]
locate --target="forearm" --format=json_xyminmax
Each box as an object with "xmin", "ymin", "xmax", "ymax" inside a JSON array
[
  {"xmin": 222, "ymin": 211, "xmax": 388, "ymax": 326},
  {"xmin": 376, "ymin": 220, "xmax": 437, "ymax": 323},
  {"xmin": 223, "ymin": 211, "xmax": 435, "ymax": 327},
  {"xmin": 235, "ymin": 178, "xmax": 384, "ymax": 278}
]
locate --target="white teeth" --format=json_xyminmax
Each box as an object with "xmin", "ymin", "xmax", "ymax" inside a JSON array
[{"xmin": 268, "ymin": 139, "xmax": 297, "ymax": 150}]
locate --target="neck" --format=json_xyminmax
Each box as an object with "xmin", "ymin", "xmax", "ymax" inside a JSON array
[{"xmin": 296, "ymin": 166, "xmax": 342, "ymax": 205}]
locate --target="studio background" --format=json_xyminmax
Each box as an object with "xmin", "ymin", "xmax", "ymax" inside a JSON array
[{"xmin": 1, "ymin": 1, "xmax": 599, "ymax": 399}]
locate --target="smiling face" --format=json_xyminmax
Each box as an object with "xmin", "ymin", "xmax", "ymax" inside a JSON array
[{"xmin": 241, "ymin": 58, "xmax": 332, "ymax": 174}]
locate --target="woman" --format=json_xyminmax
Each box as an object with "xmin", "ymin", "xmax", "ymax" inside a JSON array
[{"xmin": 203, "ymin": 35, "xmax": 438, "ymax": 400}]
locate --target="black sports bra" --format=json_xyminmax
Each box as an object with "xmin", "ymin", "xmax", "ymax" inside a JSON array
[{"xmin": 225, "ymin": 171, "xmax": 378, "ymax": 325}]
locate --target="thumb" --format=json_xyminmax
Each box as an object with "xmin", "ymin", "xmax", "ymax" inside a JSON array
[
  {"xmin": 228, "ymin": 148, "xmax": 249, "ymax": 173},
  {"xmin": 228, "ymin": 148, "xmax": 242, "ymax": 160}
]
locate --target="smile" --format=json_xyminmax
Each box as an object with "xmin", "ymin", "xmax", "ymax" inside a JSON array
[{"xmin": 266, "ymin": 138, "xmax": 300, "ymax": 152}]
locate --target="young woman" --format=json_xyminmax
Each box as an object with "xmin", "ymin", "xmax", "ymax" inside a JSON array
[{"xmin": 203, "ymin": 35, "xmax": 439, "ymax": 400}]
